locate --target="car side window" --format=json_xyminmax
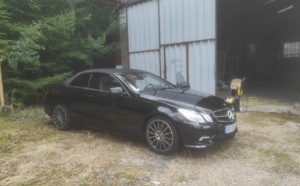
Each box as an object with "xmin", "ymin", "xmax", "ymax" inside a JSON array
[
  {"xmin": 69, "ymin": 73, "xmax": 91, "ymax": 88},
  {"xmin": 89, "ymin": 73, "xmax": 122, "ymax": 92},
  {"xmin": 89, "ymin": 73, "xmax": 101, "ymax": 90}
]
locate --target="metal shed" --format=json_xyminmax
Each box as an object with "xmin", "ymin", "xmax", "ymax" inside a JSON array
[
  {"xmin": 120, "ymin": 0, "xmax": 216, "ymax": 95},
  {"xmin": 119, "ymin": 0, "xmax": 300, "ymax": 95}
]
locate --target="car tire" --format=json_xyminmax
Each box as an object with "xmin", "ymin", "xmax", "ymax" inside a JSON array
[
  {"xmin": 52, "ymin": 104, "xmax": 71, "ymax": 130},
  {"xmin": 145, "ymin": 116, "xmax": 179, "ymax": 154}
]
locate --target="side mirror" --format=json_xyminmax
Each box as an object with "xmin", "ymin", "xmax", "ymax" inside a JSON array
[
  {"xmin": 177, "ymin": 82, "xmax": 190, "ymax": 89},
  {"xmin": 109, "ymin": 87, "xmax": 124, "ymax": 94}
]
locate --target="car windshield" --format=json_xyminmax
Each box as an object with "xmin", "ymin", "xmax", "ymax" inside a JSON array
[{"xmin": 117, "ymin": 72, "xmax": 175, "ymax": 93}]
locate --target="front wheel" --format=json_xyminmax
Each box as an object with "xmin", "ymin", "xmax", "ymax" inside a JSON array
[
  {"xmin": 52, "ymin": 104, "xmax": 71, "ymax": 130},
  {"xmin": 145, "ymin": 116, "xmax": 179, "ymax": 154}
]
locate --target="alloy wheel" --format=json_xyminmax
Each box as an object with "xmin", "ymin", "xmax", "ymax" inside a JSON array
[
  {"xmin": 146, "ymin": 119, "xmax": 174, "ymax": 152},
  {"xmin": 52, "ymin": 105, "xmax": 67, "ymax": 129}
]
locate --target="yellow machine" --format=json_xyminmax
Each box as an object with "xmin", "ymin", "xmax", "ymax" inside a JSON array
[{"xmin": 225, "ymin": 78, "xmax": 245, "ymax": 111}]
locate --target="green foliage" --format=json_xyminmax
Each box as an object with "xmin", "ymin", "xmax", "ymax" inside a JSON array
[
  {"xmin": 40, "ymin": 11, "xmax": 75, "ymax": 50},
  {"xmin": 0, "ymin": 0, "xmax": 119, "ymax": 107},
  {"xmin": 4, "ymin": 72, "xmax": 72, "ymax": 108},
  {"xmin": 5, "ymin": 22, "xmax": 44, "ymax": 69},
  {"xmin": 2, "ymin": 0, "xmax": 40, "ymax": 23},
  {"xmin": 0, "ymin": 0, "xmax": 10, "ymax": 63},
  {"xmin": 0, "ymin": 0, "xmax": 10, "ymax": 27},
  {"xmin": 35, "ymin": 72, "xmax": 73, "ymax": 90}
]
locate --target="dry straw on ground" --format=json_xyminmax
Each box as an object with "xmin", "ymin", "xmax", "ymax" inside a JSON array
[{"xmin": 0, "ymin": 108, "xmax": 299, "ymax": 185}]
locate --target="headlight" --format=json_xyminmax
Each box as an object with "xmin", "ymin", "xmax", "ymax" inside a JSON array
[
  {"xmin": 201, "ymin": 113, "xmax": 213, "ymax": 123},
  {"xmin": 178, "ymin": 108, "xmax": 213, "ymax": 123}
]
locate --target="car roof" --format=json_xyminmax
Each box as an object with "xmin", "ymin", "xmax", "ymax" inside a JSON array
[
  {"xmin": 79, "ymin": 68, "xmax": 146, "ymax": 75},
  {"xmin": 64, "ymin": 68, "xmax": 152, "ymax": 86}
]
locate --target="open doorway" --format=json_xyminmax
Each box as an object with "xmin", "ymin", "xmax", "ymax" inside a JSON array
[{"xmin": 217, "ymin": 0, "xmax": 300, "ymax": 84}]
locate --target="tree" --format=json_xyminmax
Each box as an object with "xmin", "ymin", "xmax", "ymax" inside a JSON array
[
  {"xmin": 1, "ymin": 0, "xmax": 119, "ymax": 107},
  {"xmin": 0, "ymin": 0, "xmax": 11, "ymax": 106}
]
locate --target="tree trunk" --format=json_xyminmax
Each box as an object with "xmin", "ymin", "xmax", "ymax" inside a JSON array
[{"xmin": 0, "ymin": 64, "xmax": 4, "ymax": 106}]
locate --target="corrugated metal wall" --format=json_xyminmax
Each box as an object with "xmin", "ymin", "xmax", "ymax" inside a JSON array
[
  {"xmin": 160, "ymin": 0, "xmax": 215, "ymax": 44},
  {"xmin": 127, "ymin": 0, "xmax": 160, "ymax": 76},
  {"xmin": 130, "ymin": 51, "xmax": 160, "ymax": 76},
  {"xmin": 127, "ymin": 0, "xmax": 159, "ymax": 52},
  {"xmin": 126, "ymin": 0, "xmax": 216, "ymax": 95},
  {"xmin": 164, "ymin": 44, "xmax": 187, "ymax": 84},
  {"xmin": 189, "ymin": 41, "xmax": 216, "ymax": 94}
]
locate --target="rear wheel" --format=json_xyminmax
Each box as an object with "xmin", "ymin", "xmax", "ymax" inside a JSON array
[
  {"xmin": 145, "ymin": 116, "xmax": 179, "ymax": 154},
  {"xmin": 52, "ymin": 104, "xmax": 71, "ymax": 130}
]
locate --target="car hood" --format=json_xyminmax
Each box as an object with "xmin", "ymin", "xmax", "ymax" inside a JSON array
[{"xmin": 140, "ymin": 88, "xmax": 231, "ymax": 111}]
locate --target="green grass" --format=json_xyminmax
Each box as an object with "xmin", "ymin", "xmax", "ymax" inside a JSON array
[{"xmin": 0, "ymin": 107, "xmax": 54, "ymax": 154}]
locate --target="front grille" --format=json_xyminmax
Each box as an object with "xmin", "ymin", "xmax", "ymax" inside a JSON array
[{"xmin": 213, "ymin": 108, "xmax": 235, "ymax": 122}]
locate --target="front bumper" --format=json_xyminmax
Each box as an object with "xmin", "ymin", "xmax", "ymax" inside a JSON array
[{"xmin": 178, "ymin": 121, "xmax": 238, "ymax": 148}]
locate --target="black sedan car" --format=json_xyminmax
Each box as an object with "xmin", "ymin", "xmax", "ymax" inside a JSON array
[{"xmin": 44, "ymin": 69, "xmax": 237, "ymax": 154}]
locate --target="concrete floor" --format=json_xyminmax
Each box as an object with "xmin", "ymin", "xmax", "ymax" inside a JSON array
[{"xmin": 216, "ymin": 79, "xmax": 300, "ymax": 115}]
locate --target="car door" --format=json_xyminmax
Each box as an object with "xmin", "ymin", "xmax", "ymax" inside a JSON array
[
  {"xmin": 64, "ymin": 72, "xmax": 92, "ymax": 124},
  {"xmin": 84, "ymin": 73, "xmax": 143, "ymax": 135},
  {"xmin": 81, "ymin": 73, "xmax": 113, "ymax": 129},
  {"xmin": 101, "ymin": 75, "xmax": 153, "ymax": 136},
  {"xmin": 113, "ymin": 95, "xmax": 155, "ymax": 136}
]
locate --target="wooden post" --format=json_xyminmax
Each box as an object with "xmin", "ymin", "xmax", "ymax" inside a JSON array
[{"xmin": 0, "ymin": 63, "xmax": 4, "ymax": 106}]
